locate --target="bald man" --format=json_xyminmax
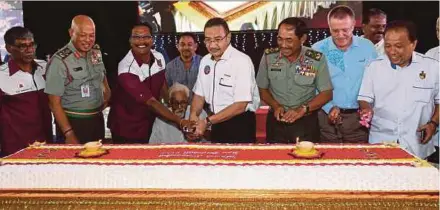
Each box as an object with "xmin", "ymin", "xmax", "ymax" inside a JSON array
[{"xmin": 45, "ymin": 15, "xmax": 111, "ymax": 144}]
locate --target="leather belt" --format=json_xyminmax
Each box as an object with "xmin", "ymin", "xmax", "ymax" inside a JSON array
[{"xmin": 339, "ymin": 108, "xmax": 358, "ymax": 114}]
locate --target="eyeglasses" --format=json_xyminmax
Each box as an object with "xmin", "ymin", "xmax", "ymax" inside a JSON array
[
  {"xmin": 171, "ymin": 100, "xmax": 188, "ymax": 108},
  {"xmin": 131, "ymin": 35, "xmax": 153, "ymax": 40},
  {"xmin": 12, "ymin": 43, "xmax": 38, "ymax": 52},
  {"xmin": 204, "ymin": 34, "xmax": 228, "ymax": 45}
]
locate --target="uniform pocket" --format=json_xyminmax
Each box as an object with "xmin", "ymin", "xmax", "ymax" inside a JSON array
[
  {"xmin": 294, "ymin": 74, "xmax": 314, "ymax": 86},
  {"xmin": 412, "ymin": 84, "xmax": 433, "ymax": 103}
]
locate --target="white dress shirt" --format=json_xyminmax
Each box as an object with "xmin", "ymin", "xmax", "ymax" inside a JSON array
[
  {"xmin": 149, "ymin": 106, "xmax": 208, "ymax": 144},
  {"xmin": 358, "ymin": 52, "xmax": 439, "ymax": 158},
  {"xmin": 193, "ymin": 45, "xmax": 260, "ymax": 114},
  {"xmin": 426, "ymin": 46, "xmax": 439, "ymax": 61},
  {"xmin": 361, "ymin": 35, "xmax": 384, "ymax": 56},
  {"xmin": 426, "ymin": 46, "xmax": 440, "ymax": 147}
]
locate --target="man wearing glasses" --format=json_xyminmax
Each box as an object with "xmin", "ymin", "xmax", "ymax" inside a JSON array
[
  {"xmin": 149, "ymin": 83, "xmax": 208, "ymax": 143},
  {"xmin": 108, "ymin": 22, "xmax": 192, "ymax": 144},
  {"xmin": 256, "ymin": 17, "xmax": 333, "ymax": 143},
  {"xmin": 0, "ymin": 26, "xmax": 52, "ymax": 156},
  {"xmin": 189, "ymin": 17, "xmax": 260, "ymax": 143},
  {"xmin": 45, "ymin": 15, "xmax": 111, "ymax": 144},
  {"xmin": 164, "ymin": 32, "xmax": 202, "ymax": 102}
]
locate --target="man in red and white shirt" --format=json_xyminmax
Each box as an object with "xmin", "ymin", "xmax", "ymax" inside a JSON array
[
  {"xmin": 0, "ymin": 27, "xmax": 52, "ymax": 156},
  {"xmin": 108, "ymin": 23, "xmax": 191, "ymax": 143}
]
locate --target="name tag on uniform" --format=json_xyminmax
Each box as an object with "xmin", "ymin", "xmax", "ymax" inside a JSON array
[
  {"xmin": 73, "ymin": 67, "xmax": 83, "ymax": 72},
  {"xmin": 81, "ymin": 84, "xmax": 90, "ymax": 98},
  {"xmin": 270, "ymin": 68, "xmax": 281, "ymax": 72}
]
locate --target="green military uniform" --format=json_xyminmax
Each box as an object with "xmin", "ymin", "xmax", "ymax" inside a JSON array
[
  {"xmin": 45, "ymin": 42, "xmax": 106, "ymax": 143},
  {"xmin": 256, "ymin": 46, "xmax": 333, "ymax": 143}
]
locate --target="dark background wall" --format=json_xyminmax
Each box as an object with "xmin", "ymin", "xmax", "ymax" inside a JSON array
[{"xmin": 23, "ymin": 1, "xmax": 439, "ymax": 87}]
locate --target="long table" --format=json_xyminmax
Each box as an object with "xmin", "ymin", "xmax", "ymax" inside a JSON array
[{"xmin": 0, "ymin": 144, "xmax": 438, "ymax": 209}]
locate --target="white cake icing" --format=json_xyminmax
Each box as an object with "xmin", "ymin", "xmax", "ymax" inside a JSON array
[{"xmin": 0, "ymin": 164, "xmax": 438, "ymax": 191}]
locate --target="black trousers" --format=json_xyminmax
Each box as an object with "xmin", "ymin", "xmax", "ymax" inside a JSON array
[
  {"xmin": 56, "ymin": 113, "xmax": 105, "ymax": 144},
  {"xmin": 211, "ymin": 111, "xmax": 256, "ymax": 143},
  {"xmin": 266, "ymin": 110, "xmax": 320, "ymax": 144}
]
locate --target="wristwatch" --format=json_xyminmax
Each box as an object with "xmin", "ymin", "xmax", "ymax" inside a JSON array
[
  {"xmin": 301, "ymin": 104, "xmax": 310, "ymax": 114},
  {"xmin": 205, "ymin": 117, "xmax": 213, "ymax": 129}
]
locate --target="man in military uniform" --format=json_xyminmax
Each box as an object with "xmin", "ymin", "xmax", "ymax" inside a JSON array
[
  {"xmin": 45, "ymin": 15, "xmax": 111, "ymax": 144},
  {"xmin": 256, "ymin": 17, "xmax": 333, "ymax": 143}
]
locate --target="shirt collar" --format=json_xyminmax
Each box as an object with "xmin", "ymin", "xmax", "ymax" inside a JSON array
[
  {"xmin": 329, "ymin": 36, "xmax": 359, "ymax": 51},
  {"xmin": 132, "ymin": 50, "xmax": 156, "ymax": 67},
  {"xmin": 389, "ymin": 52, "xmax": 417, "ymax": 69},
  {"xmin": 210, "ymin": 44, "xmax": 233, "ymax": 61},
  {"xmin": 8, "ymin": 58, "xmax": 40, "ymax": 76},
  {"xmin": 67, "ymin": 41, "xmax": 87, "ymax": 59}
]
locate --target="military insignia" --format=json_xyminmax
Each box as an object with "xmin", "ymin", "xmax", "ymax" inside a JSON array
[
  {"xmin": 264, "ymin": 47, "xmax": 280, "ymax": 54},
  {"xmin": 305, "ymin": 50, "xmax": 322, "ymax": 61},
  {"xmin": 91, "ymin": 50, "xmax": 103, "ymax": 65},
  {"xmin": 419, "ymin": 71, "xmax": 426, "ymax": 79},
  {"xmin": 270, "ymin": 68, "xmax": 281, "ymax": 72},
  {"xmin": 56, "ymin": 47, "xmax": 73, "ymax": 60},
  {"xmin": 73, "ymin": 67, "xmax": 83, "ymax": 72},
  {"xmin": 157, "ymin": 59, "xmax": 163, "ymax": 68},
  {"xmin": 204, "ymin": 65, "xmax": 210, "ymax": 75},
  {"xmin": 92, "ymin": 44, "xmax": 100, "ymax": 50}
]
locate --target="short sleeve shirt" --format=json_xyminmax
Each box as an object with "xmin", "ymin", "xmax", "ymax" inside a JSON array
[
  {"xmin": 256, "ymin": 46, "xmax": 333, "ymax": 109},
  {"xmin": 193, "ymin": 45, "xmax": 260, "ymax": 114},
  {"xmin": 45, "ymin": 42, "xmax": 106, "ymax": 110}
]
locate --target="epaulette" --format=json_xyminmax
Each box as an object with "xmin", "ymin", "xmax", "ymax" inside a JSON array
[
  {"xmin": 55, "ymin": 47, "xmax": 73, "ymax": 60},
  {"xmin": 264, "ymin": 47, "xmax": 279, "ymax": 55},
  {"xmin": 92, "ymin": 44, "xmax": 100, "ymax": 50},
  {"xmin": 305, "ymin": 49, "xmax": 323, "ymax": 61}
]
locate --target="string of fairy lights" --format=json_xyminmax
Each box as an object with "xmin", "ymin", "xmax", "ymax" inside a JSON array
[{"xmin": 153, "ymin": 28, "xmax": 363, "ymax": 52}]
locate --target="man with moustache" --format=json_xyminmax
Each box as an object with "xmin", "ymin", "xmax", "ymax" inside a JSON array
[
  {"xmin": 358, "ymin": 20, "xmax": 439, "ymax": 159},
  {"xmin": 149, "ymin": 83, "xmax": 208, "ymax": 143},
  {"xmin": 0, "ymin": 27, "xmax": 52, "ymax": 156},
  {"xmin": 189, "ymin": 17, "xmax": 260, "ymax": 143},
  {"xmin": 108, "ymin": 22, "xmax": 192, "ymax": 144},
  {"xmin": 362, "ymin": 8, "xmax": 387, "ymax": 55},
  {"xmin": 45, "ymin": 15, "xmax": 111, "ymax": 144},
  {"xmin": 312, "ymin": 5, "xmax": 377, "ymax": 143},
  {"xmin": 256, "ymin": 17, "xmax": 333, "ymax": 143},
  {"xmin": 164, "ymin": 32, "xmax": 202, "ymax": 102}
]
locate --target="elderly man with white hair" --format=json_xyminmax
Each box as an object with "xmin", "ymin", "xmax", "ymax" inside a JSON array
[
  {"xmin": 426, "ymin": 17, "xmax": 440, "ymax": 60},
  {"xmin": 149, "ymin": 83, "xmax": 208, "ymax": 144}
]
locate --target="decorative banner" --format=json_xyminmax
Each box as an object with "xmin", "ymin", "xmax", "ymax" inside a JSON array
[{"xmin": 1, "ymin": 144, "xmax": 427, "ymax": 167}]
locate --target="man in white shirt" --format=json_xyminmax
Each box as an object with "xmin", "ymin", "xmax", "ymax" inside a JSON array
[
  {"xmin": 149, "ymin": 83, "xmax": 208, "ymax": 144},
  {"xmin": 425, "ymin": 17, "xmax": 439, "ymax": 60},
  {"xmin": 189, "ymin": 17, "xmax": 260, "ymax": 143},
  {"xmin": 358, "ymin": 20, "xmax": 439, "ymax": 159},
  {"xmin": 362, "ymin": 8, "xmax": 387, "ymax": 55},
  {"xmin": 425, "ymin": 17, "xmax": 439, "ymax": 164}
]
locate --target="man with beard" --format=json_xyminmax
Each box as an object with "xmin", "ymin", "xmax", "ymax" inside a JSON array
[
  {"xmin": 362, "ymin": 8, "xmax": 387, "ymax": 55},
  {"xmin": 164, "ymin": 32, "xmax": 202, "ymax": 102},
  {"xmin": 312, "ymin": 5, "xmax": 377, "ymax": 143},
  {"xmin": 189, "ymin": 17, "xmax": 260, "ymax": 143},
  {"xmin": 45, "ymin": 15, "xmax": 111, "ymax": 144},
  {"xmin": 108, "ymin": 22, "xmax": 192, "ymax": 144},
  {"xmin": 0, "ymin": 27, "xmax": 52, "ymax": 156},
  {"xmin": 358, "ymin": 20, "xmax": 439, "ymax": 159},
  {"xmin": 256, "ymin": 17, "xmax": 333, "ymax": 143},
  {"xmin": 149, "ymin": 83, "xmax": 208, "ymax": 143}
]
